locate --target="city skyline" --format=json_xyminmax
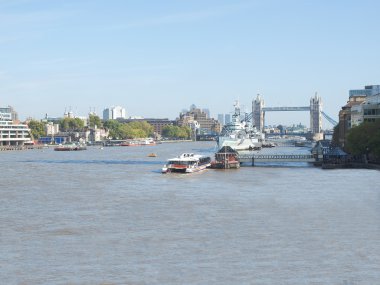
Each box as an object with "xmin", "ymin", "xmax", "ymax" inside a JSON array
[{"xmin": 1, "ymin": 0, "xmax": 380, "ymax": 126}]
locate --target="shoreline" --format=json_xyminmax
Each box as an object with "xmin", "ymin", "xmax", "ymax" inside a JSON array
[{"xmin": 321, "ymin": 162, "xmax": 380, "ymax": 170}]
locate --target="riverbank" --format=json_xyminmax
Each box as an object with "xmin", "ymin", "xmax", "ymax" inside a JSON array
[
  {"xmin": 160, "ymin": 139, "xmax": 193, "ymax": 143},
  {"xmin": 322, "ymin": 162, "xmax": 380, "ymax": 170}
]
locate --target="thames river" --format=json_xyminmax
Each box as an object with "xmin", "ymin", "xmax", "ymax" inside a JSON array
[{"xmin": 1, "ymin": 141, "xmax": 379, "ymax": 285}]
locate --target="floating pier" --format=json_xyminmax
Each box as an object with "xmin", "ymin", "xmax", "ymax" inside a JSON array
[{"xmin": 210, "ymin": 146, "xmax": 240, "ymax": 169}]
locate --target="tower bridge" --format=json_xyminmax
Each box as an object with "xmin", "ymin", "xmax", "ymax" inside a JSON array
[{"xmin": 251, "ymin": 93, "xmax": 337, "ymax": 139}]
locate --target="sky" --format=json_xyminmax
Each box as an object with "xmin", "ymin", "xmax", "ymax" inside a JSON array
[{"xmin": 1, "ymin": 0, "xmax": 380, "ymax": 127}]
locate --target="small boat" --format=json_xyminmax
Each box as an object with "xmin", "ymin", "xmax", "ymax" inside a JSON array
[
  {"xmin": 162, "ymin": 153, "xmax": 211, "ymax": 174},
  {"xmin": 147, "ymin": 153, "xmax": 157, "ymax": 157},
  {"xmin": 54, "ymin": 143, "xmax": 87, "ymax": 151}
]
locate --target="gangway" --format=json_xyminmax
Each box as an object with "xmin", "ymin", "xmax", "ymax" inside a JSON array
[{"xmin": 238, "ymin": 153, "xmax": 315, "ymax": 165}]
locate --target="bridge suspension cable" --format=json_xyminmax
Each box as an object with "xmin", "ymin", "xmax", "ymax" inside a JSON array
[
  {"xmin": 321, "ymin": 111, "xmax": 338, "ymax": 126},
  {"xmin": 244, "ymin": 109, "xmax": 338, "ymax": 127}
]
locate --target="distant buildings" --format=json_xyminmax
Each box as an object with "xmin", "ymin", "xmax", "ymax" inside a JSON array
[
  {"xmin": 224, "ymin": 114, "xmax": 231, "ymax": 124},
  {"xmin": 103, "ymin": 106, "xmax": 126, "ymax": 120},
  {"xmin": 217, "ymin": 114, "xmax": 225, "ymax": 126},
  {"xmin": 202, "ymin": 108, "xmax": 210, "ymax": 118},
  {"xmin": 0, "ymin": 106, "xmax": 18, "ymax": 121},
  {"xmin": 177, "ymin": 107, "xmax": 221, "ymax": 134},
  {"xmin": 338, "ymin": 85, "xmax": 380, "ymax": 147},
  {"xmin": 46, "ymin": 122, "xmax": 60, "ymax": 136},
  {"xmin": 119, "ymin": 118, "xmax": 175, "ymax": 138}
]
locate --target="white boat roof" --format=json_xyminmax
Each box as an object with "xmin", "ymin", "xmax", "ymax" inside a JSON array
[{"xmin": 167, "ymin": 153, "xmax": 209, "ymax": 161}]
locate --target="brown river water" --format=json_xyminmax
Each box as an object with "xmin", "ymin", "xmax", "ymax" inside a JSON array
[{"xmin": 1, "ymin": 141, "xmax": 379, "ymax": 284}]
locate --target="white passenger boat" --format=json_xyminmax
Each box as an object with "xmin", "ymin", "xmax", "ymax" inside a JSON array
[{"xmin": 162, "ymin": 153, "xmax": 211, "ymax": 174}]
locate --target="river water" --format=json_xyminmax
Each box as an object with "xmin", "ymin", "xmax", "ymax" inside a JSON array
[{"xmin": 1, "ymin": 141, "xmax": 379, "ymax": 285}]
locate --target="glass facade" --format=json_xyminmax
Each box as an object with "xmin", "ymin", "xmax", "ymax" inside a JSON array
[{"xmin": 349, "ymin": 85, "xmax": 380, "ymax": 97}]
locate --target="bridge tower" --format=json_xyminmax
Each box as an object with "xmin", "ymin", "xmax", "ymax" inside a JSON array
[
  {"xmin": 310, "ymin": 93, "xmax": 323, "ymax": 138},
  {"xmin": 252, "ymin": 94, "xmax": 265, "ymax": 131}
]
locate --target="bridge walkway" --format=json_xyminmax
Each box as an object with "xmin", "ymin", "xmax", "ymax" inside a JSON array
[{"xmin": 238, "ymin": 153, "xmax": 315, "ymax": 165}]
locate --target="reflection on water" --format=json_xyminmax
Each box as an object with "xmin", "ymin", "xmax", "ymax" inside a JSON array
[{"xmin": 1, "ymin": 141, "xmax": 379, "ymax": 284}]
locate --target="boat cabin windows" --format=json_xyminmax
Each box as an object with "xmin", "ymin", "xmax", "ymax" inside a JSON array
[{"xmin": 168, "ymin": 160, "xmax": 196, "ymax": 166}]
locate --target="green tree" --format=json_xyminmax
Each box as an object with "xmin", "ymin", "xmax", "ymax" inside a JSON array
[
  {"xmin": 331, "ymin": 123, "xmax": 340, "ymax": 147},
  {"xmin": 89, "ymin": 114, "xmax": 102, "ymax": 128},
  {"xmin": 346, "ymin": 120, "xmax": 380, "ymax": 159},
  {"xmin": 104, "ymin": 120, "xmax": 123, "ymax": 139},
  {"xmin": 162, "ymin": 125, "xmax": 191, "ymax": 139},
  {"xmin": 59, "ymin": 118, "xmax": 85, "ymax": 132},
  {"xmin": 28, "ymin": 120, "xmax": 45, "ymax": 139},
  {"xmin": 128, "ymin": 121, "xmax": 154, "ymax": 137},
  {"xmin": 103, "ymin": 120, "xmax": 154, "ymax": 139}
]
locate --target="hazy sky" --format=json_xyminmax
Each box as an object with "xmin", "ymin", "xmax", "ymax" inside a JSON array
[{"xmin": 1, "ymin": 0, "xmax": 379, "ymax": 126}]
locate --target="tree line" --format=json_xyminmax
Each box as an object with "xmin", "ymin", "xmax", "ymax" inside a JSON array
[
  {"xmin": 333, "ymin": 119, "xmax": 380, "ymax": 161},
  {"xmin": 27, "ymin": 115, "xmax": 192, "ymax": 140}
]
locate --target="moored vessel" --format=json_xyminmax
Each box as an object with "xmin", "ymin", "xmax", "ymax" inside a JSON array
[
  {"xmin": 162, "ymin": 153, "xmax": 211, "ymax": 173},
  {"xmin": 217, "ymin": 101, "xmax": 264, "ymax": 151},
  {"xmin": 121, "ymin": 138, "xmax": 156, "ymax": 146},
  {"xmin": 54, "ymin": 143, "xmax": 87, "ymax": 151}
]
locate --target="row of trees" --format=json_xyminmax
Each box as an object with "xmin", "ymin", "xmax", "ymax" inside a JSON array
[
  {"xmin": 333, "ymin": 120, "xmax": 380, "ymax": 160},
  {"xmin": 28, "ymin": 120, "xmax": 45, "ymax": 140},
  {"xmin": 161, "ymin": 125, "xmax": 191, "ymax": 139},
  {"xmin": 28, "ymin": 116, "xmax": 192, "ymax": 140},
  {"xmin": 104, "ymin": 120, "xmax": 153, "ymax": 140},
  {"xmin": 346, "ymin": 120, "xmax": 380, "ymax": 159}
]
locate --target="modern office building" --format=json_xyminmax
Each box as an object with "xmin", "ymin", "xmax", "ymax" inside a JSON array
[
  {"xmin": 225, "ymin": 114, "xmax": 231, "ymax": 124},
  {"xmin": 0, "ymin": 106, "xmax": 18, "ymax": 121},
  {"xmin": 349, "ymin": 85, "xmax": 380, "ymax": 98},
  {"xmin": 338, "ymin": 85, "xmax": 380, "ymax": 147},
  {"xmin": 103, "ymin": 106, "xmax": 126, "ymax": 120},
  {"xmin": 0, "ymin": 106, "xmax": 32, "ymax": 146},
  {"xmin": 217, "ymin": 114, "xmax": 224, "ymax": 126}
]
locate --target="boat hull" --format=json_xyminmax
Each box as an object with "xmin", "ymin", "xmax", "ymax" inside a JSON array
[
  {"xmin": 162, "ymin": 153, "xmax": 211, "ymax": 174},
  {"xmin": 54, "ymin": 145, "xmax": 87, "ymax": 151},
  {"xmin": 217, "ymin": 137, "xmax": 262, "ymax": 151},
  {"xmin": 162, "ymin": 163, "xmax": 210, "ymax": 174}
]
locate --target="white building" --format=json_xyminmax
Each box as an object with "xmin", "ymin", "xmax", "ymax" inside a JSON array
[
  {"xmin": 348, "ymin": 90, "xmax": 380, "ymax": 127},
  {"xmin": 103, "ymin": 106, "xmax": 126, "ymax": 120},
  {"xmin": 0, "ymin": 107, "xmax": 32, "ymax": 146},
  {"xmin": 46, "ymin": 122, "xmax": 60, "ymax": 136}
]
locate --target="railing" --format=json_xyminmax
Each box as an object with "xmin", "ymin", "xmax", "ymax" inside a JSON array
[
  {"xmin": 0, "ymin": 145, "xmax": 43, "ymax": 151},
  {"xmin": 238, "ymin": 153, "xmax": 315, "ymax": 163}
]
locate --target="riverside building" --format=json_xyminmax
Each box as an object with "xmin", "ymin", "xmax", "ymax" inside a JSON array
[
  {"xmin": 177, "ymin": 108, "xmax": 221, "ymax": 135},
  {"xmin": 0, "ymin": 106, "xmax": 32, "ymax": 146},
  {"xmin": 338, "ymin": 85, "xmax": 380, "ymax": 147}
]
